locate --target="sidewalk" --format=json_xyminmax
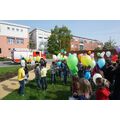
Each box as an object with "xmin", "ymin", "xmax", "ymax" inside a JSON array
[{"xmin": 0, "ymin": 64, "xmax": 50, "ymax": 100}]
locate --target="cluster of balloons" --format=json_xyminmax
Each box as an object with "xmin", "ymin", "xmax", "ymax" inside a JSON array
[
  {"xmin": 78, "ymin": 54, "xmax": 96, "ymax": 68},
  {"xmin": 53, "ymin": 53, "xmax": 68, "ymax": 61},
  {"xmin": 97, "ymin": 51, "xmax": 111, "ymax": 58}
]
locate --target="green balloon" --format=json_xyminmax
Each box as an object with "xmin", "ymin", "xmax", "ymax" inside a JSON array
[
  {"xmin": 67, "ymin": 54, "xmax": 78, "ymax": 71},
  {"xmin": 71, "ymin": 66, "xmax": 78, "ymax": 75}
]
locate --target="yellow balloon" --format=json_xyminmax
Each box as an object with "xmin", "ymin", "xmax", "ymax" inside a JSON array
[
  {"xmin": 36, "ymin": 56, "xmax": 40, "ymax": 62},
  {"xmin": 81, "ymin": 55, "xmax": 92, "ymax": 66}
]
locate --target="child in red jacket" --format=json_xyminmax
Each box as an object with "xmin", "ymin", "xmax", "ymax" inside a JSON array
[{"xmin": 95, "ymin": 77, "xmax": 111, "ymax": 100}]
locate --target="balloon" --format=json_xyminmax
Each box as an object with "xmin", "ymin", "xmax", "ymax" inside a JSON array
[
  {"xmin": 33, "ymin": 57, "xmax": 36, "ymax": 61},
  {"xmin": 53, "ymin": 55, "xmax": 57, "ymax": 61},
  {"xmin": 97, "ymin": 52, "xmax": 101, "ymax": 57},
  {"xmin": 93, "ymin": 73, "xmax": 102, "ymax": 85},
  {"xmin": 90, "ymin": 53, "xmax": 94, "ymax": 58},
  {"xmin": 73, "ymin": 53, "xmax": 77, "ymax": 57},
  {"xmin": 84, "ymin": 71, "xmax": 91, "ymax": 80},
  {"xmin": 64, "ymin": 51, "xmax": 67, "ymax": 54},
  {"xmin": 111, "ymin": 54, "xmax": 118, "ymax": 63},
  {"xmin": 36, "ymin": 56, "xmax": 40, "ymax": 62},
  {"xmin": 67, "ymin": 54, "xmax": 78, "ymax": 72},
  {"xmin": 71, "ymin": 66, "xmax": 78, "ymax": 75},
  {"xmin": 25, "ymin": 57, "xmax": 29, "ymax": 62},
  {"xmin": 31, "ymin": 61, "xmax": 35, "ymax": 66},
  {"xmin": 80, "ymin": 55, "xmax": 92, "ymax": 66},
  {"xmin": 90, "ymin": 59, "xmax": 96, "ymax": 68},
  {"xmin": 57, "ymin": 61, "xmax": 61, "ymax": 67},
  {"xmin": 21, "ymin": 59, "xmax": 25, "ymax": 67},
  {"xmin": 97, "ymin": 58, "xmax": 106, "ymax": 68},
  {"xmin": 100, "ymin": 52, "xmax": 105, "ymax": 58},
  {"xmin": 106, "ymin": 51, "xmax": 111, "ymax": 57},
  {"xmin": 64, "ymin": 56, "xmax": 68, "ymax": 60},
  {"xmin": 88, "ymin": 51, "xmax": 91, "ymax": 55}
]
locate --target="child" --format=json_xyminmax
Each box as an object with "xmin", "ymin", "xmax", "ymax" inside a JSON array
[
  {"xmin": 50, "ymin": 61, "xmax": 56, "ymax": 84},
  {"xmin": 61, "ymin": 60, "xmax": 68, "ymax": 85},
  {"xmin": 34, "ymin": 62, "xmax": 41, "ymax": 89},
  {"xmin": 18, "ymin": 64, "xmax": 25, "ymax": 96},
  {"xmin": 24, "ymin": 63, "xmax": 29, "ymax": 84},
  {"xmin": 77, "ymin": 62, "xmax": 84, "ymax": 79},
  {"xmin": 40, "ymin": 63, "xmax": 48, "ymax": 90},
  {"xmin": 70, "ymin": 78, "xmax": 92, "ymax": 100},
  {"xmin": 95, "ymin": 77, "xmax": 110, "ymax": 100}
]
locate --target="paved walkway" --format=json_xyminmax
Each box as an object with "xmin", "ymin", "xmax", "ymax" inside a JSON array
[{"xmin": 0, "ymin": 64, "xmax": 50, "ymax": 100}]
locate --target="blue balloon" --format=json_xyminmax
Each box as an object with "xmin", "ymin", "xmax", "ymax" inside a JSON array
[
  {"xmin": 97, "ymin": 58, "xmax": 106, "ymax": 68},
  {"xmin": 84, "ymin": 71, "xmax": 91, "ymax": 80},
  {"xmin": 57, "ymin": 61, "xmax": 61, "ymax": 67}
]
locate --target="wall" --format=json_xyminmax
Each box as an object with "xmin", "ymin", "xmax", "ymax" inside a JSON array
[
  {"xmin": 0, "ymin": 36, "xmax": 29, "ymax": 58},
  {"xmin": 0, "ymin": 24, "xmax": 29, "ymax": 38}
]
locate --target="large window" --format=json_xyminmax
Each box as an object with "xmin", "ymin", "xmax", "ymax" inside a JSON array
[
  {"xmin": 16, "ymin": 38, "xmax": 24, "ymax": 44},
  {"xmin": 0, "ymin": 48, "xmax": 1, "ymax": 53},
  {"xmin": 7, "ymin": 37, "xmax": 15, "ymax": 44}
]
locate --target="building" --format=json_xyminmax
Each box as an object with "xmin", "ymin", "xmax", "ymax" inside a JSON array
[
  {"xmin": 29, "ymin": 28, "xmax": 51, "ymax": 51},
  {"xmin": 71, "ymin": 35, "xmax": 103, "ymax": 51},
  {"xmin": 0, "ymin": 21, "xmax": 30, "ymax": 58}
]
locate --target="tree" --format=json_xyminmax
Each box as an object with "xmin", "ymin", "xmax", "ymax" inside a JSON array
[
  {"xmin": 103, "ymin": 39, "xmax": 116, "ymax": 50},
  {"xmin": 48, "ymin": 25, "xmax": 72, "ymax": 54}
]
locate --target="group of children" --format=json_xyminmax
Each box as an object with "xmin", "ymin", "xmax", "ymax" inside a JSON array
[{"xmin": 18, "ymin": 56, "xmax": 120, "ymax": 100}]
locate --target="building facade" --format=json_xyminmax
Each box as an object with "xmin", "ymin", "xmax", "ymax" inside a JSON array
[
  {"xmin": 29, "ymin": 28, "xmax": 51, "ymax": 51},
  {"xmin": 71, "ymin": 36, "xmax": 103, "ymax": 51},
  {"xmin": 0, "ymin": 21, "xmax": 30, "ymax": 58}
]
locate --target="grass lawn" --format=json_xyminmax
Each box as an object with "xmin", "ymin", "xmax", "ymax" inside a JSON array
[
  {"xmin": 3, "ymin": 74, "xmax": 72, "ymax": 100},
  {"xmin": 0, "ymin": 66, "xmax": 20, "ymax": 76}
]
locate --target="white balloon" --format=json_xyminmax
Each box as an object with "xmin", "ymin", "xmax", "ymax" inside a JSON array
[
  {"xmin": 100, "ymin": 52, "xmax": 105, "ymax": 58},
  {"xmin": 53, "ymin": 55, "xmax": 57, "ymax": 60},
  {"xmin": 21, "ymin": 59, "xmax": 25, "ymax": 67},
  {"xmin": 31, "ymin": 61, "xmax": 35, "ymax": 66},
  {"xmin": 106, "ymin": 51, "xmax": 111, "ymax": 57}
]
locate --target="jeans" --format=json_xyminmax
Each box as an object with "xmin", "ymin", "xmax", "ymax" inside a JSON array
[
  {"xmin": 40, "ymin": 77, "xmax": 47, "ymax": 90},
  {"xmin": 36, "ymin": 77, "xmax": 41, "ymax": 88},
  {"xmin": 51, "ymin": 74, "xmax": 56, "ymax": 84},
  {"xmin": 63, "ymin": 73, "xmax": 67, "ymax": 84},
  {"xmin": 19, "ymin": 80, "xmax": 25, "ymax": 95}
]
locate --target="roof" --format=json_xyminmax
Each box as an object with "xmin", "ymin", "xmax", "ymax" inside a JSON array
[
  {"xmin": 29, "ymin": 28, "xmax": 51, "ymax": 34},
  {"xmin": 73, "ymin": 35, "xmax": 102, "ymax": 42},
  {"xmin": 0, "ymin": 21, "xmax": 30, "ymax": 29}
]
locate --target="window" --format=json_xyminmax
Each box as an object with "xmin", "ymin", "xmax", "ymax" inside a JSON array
[
  {"xmin": 7, "ymin": 37, "xmax": 15, "ymax": 44},
  {"xmin": 80, "ymin": 39, "xmax": 84, "ymax": 43},
  {"xmin": 0, "ymin": 48, "xmax": 1, "ymax": 53},
  {"xmin": 16, "ymin": 28, "xmax": 19, "ymax": 31},
  {"xmin": 7, "ymin": 27, "xmax": 10, "ymax": 30},
  {"xmin": 44, "ymin": 37, "xmax": 48, "ymax": 39},
  {"xmin": 80, "ymin": 45, "xmax": 84, "ymax": 50},
  {"xmin": 16, "ymin": 38, "xmax": 24, "ymax": 44},
  {"xmin": 39, "ymin": 37, "xmax": 43, "ymax": 39},
  {"xmin": 12, "ymin": 28, "xmax": 15, "ymax": 30},
  {"xmin": 21, "ymin": 29, "xmax": 23, "ymax": 32}
]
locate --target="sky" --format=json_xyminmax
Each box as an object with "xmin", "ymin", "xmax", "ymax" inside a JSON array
[{"xmin": 4, "ymin": 20, "xmax": 120, "ymax": 45}]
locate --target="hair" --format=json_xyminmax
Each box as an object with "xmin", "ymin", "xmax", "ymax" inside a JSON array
[
  {"xmin": 96, "ymin": 77, "xmax": 110, "ymax": 88},
  {"xmin": 77, "ymin": 78, "xmax": 92, "ymax": 96}
]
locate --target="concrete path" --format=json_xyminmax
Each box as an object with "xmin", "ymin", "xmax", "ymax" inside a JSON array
[{"xmin": 0, "ymin": 64, "xmax": 50, "ymax": 100}]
